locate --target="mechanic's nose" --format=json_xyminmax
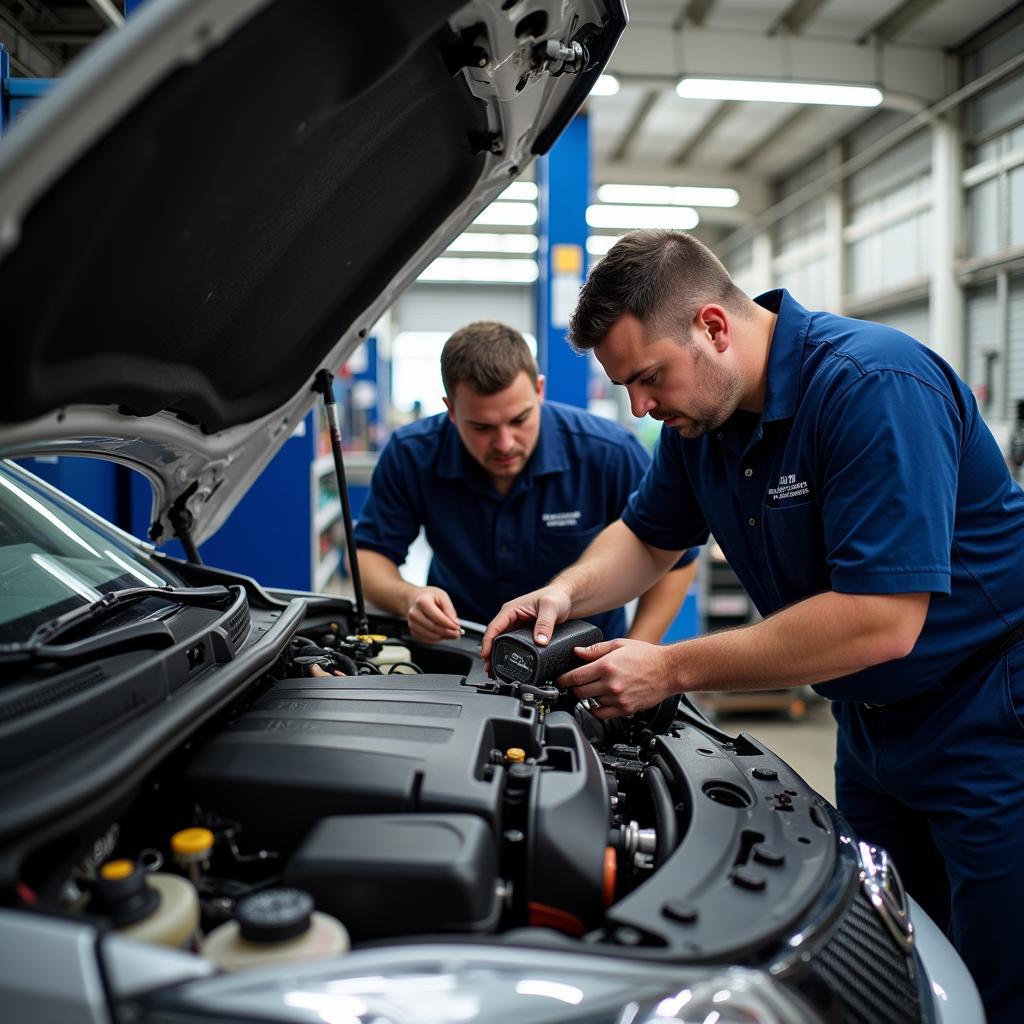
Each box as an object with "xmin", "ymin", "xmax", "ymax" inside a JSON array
[
  {"xmin": 493, "ymin": 426, "xmax": 514, "ymax": 452},
  {"xmin": 627, "ymin": 386, "xmax": 654, "ymax": 419}
]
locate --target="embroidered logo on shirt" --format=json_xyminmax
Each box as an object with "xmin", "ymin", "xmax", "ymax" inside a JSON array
[
  {"xmin": 767, "ymin": 473, "xmax": 811, "ymax": 502},
  {"xmin": 542, "ymin": 510, "xmax": 582, "ymax": 527}
]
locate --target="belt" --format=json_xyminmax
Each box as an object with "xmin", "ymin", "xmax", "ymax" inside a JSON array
[{"xmin": 862, "ymin": 618, "xmax": 1024, "ymax": 713}]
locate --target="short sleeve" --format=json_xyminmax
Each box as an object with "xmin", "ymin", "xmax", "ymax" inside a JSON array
[
  {"xmin": 819, "ymin": 370, "xmax": 958, "ymax": 596},
  {"xmin": 352, "ymin": 438, "xmax": 423, "ymax": 567},
  {"xmin": 622, "ymin": 426, "xmax": 709, "ymax": 552}
]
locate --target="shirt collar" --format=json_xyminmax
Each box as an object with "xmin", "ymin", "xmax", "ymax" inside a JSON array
[
  {"xmin": 754, "ymin": 288, "xmax": 811, "ymax": 423},
  {"xmin": 435, "ymin": 401, "xmax": 569, "ymax": 484}
]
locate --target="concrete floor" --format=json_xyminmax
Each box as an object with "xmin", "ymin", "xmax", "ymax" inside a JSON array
[{"xmin": 697, "ymin": 696, "xmax": 838, "ymax": 805}]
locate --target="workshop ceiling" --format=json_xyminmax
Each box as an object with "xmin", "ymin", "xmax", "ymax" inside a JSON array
[{"xmin": 1, "ymin": 0, "xmax": 1021, "ymax": 237}]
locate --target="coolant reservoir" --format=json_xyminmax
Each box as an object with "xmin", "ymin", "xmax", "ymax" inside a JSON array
[
  {"xmin": 202, "ymin": 888, "xmax": 349, "ymax": 971},
  {"xmin": 356, "ymin": 635, "xmax": 416, "ymax": 673},
  {"xmin": 369, "ymin": 643, "xmax": 415, "ymax": 673},
  {"xmin": 92, "ymin": 860, "xmax": 200, "ymax": 949}
]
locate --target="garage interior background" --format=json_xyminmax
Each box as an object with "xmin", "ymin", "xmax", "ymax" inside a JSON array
[{"xmin": 3, "ymin": 0, "xmax": 1024, "ymax": 798}]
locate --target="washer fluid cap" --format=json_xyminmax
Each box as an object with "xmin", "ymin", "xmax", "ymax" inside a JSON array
[
  {"xmin": 355, "ymin": 634, "xmax": 388, "ymax": 643},
  {"xmin": 506, "ymin": 747, "xmax": 526, "ymax": 763},
  {"xmin": 237, "ymin": 888, "xmax": 314, "ymax": 943},
  {"xmin": 171, "ymin": 827, "xmax": 214, "ymax": 859}
]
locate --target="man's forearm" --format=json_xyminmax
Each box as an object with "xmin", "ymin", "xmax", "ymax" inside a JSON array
[
  {"xmin": 553, "ymin": 520, "xmax": 682, "ymax": 619},
  {"xmin": 628, "ymin": 560, "xmax": 698, "ymax": 643},
  {"xmin": 356, "ymin": 549, "xmax": 419, "ymax": 617},
  {"xmin": 665, "ymin": 590, "xmax": 929, "ymax": 693}
]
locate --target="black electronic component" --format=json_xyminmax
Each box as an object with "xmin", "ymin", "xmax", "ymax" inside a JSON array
[{"xmin": 491, "ymin": 620, "xmax": 603, "ymax": 687}]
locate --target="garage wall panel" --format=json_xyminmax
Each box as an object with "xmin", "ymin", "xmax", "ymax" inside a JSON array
[
  {"xmin": 393, "ymin": 283, "xmax": 534, "ymax": 337},
  {"xmin": 965, "ymin": 284, "xmax": 1001, "ymax": 423}
]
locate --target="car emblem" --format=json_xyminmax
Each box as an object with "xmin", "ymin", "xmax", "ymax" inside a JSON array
[{"xmin": 858, "ymin": 842, "xmax": 914, "ymax": 951}]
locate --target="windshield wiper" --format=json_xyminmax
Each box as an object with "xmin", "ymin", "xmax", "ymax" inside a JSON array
[{"xmin": 0, "ymin": 585, "xmax": 235, "ymax": 666}]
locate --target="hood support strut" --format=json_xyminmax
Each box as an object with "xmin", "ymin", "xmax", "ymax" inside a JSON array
[
  {"xmin": 314, "ymin": 369, "xmax": 368, "ymax": 634},
  {"xmin": 168, "ymin": 481, "xmax": 203, "ymax": 564}
]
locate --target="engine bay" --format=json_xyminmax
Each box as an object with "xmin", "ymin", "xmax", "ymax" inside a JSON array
[{"xmin": 2, "ymin": 576, "xmax": 842, "ymax": 971}]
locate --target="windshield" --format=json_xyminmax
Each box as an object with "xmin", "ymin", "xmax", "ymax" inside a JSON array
[{"xmin": 0, "ymin": 463, "xmax": 175, "ymax": 643}]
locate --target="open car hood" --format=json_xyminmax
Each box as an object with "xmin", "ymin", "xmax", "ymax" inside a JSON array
[{"xmin": 0, "ymin": 0, "xmax": 625, "ymax": 545}]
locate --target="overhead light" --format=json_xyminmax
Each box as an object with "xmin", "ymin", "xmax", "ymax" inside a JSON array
[
  {"xmin": 499, "ymin": 181, "xmax": 538, "ymax": 202},
  {"xmin": 676, "ymin": 77, "xmax": 883, "ymax": 107},
  {"xmin": 597, "ymin": 184, "xmax": 739, "ymax": 208},
  {"xmin": 586, "ymin": 235, "xmax": 621, "ymax": 256},
  {"xmin": 447, "ymin": 232, "xmax": 538, "ymax": 254},
  {"xmin": 418, "ymin": 257, "xmax": 539, "ymax": 284},
  {"xmin": 474, "ymin": 202, "xmax": 538, "ymax": 227},
  {"xmin": 590, "ymin": 74, "xmax": 620, "ymax": 96},
  {"xmin": 586, "ymin": 205, "xmax": 699, "ymax": 230}
]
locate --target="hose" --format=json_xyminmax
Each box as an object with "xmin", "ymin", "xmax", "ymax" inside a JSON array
[{"xmin": 644, "ymin": 764, "xmax": 678, "ymax": 868}]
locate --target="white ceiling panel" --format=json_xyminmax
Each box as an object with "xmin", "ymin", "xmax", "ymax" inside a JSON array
[
  {"xmin": 703, "ymin": 0, "xmax": 791, "ymax": 34},
  {"xmin": 802, "ymin": 0, "xmax": 902, "ymax": 41}
]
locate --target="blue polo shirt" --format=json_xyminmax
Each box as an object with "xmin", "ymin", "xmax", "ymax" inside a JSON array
[
  {"xmin": 623, "ymin": 289, "xmax": 1024, "ymax": 703},
  {"xmin": 355, "ymin": 401, "xmax": 696, "ymax": 638}
]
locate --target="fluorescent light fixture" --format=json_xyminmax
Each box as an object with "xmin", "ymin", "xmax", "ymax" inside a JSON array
[
  {"xmin": 597, "ymin": 183, "xmax": 739, "ymax": 208},
  {"xmin": 676, "ymin": 77, "xmax": 882, "ymax": 107},
  {"xmin": 418, "ymin": 257, "xmax": 539, "ymax": 283},
  {"xmin": 447, "ymin": 232, "xmax": 538, "ymax": 254},
  {"xmin": 587, "ymin": 204, "xmax": 699, "ymax": 230},
  {"xmin": 586, "ymin": 235, "xmax": 621, "ymax": 256},
  {"xmin": 474, "ymin": 201, "xmax": 538, "ymax": 227},
  {"xmin": 590, "ymin": 74, "xmax": 620, "ymax": 96},
  {"xmin": 499, "ymin": 181, "xmax": 538, "ymax": 202}
]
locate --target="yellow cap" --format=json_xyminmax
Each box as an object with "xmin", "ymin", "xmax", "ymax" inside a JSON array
[
  {"xmin": 506, "ymin": 747, "xmax": 526, "ymax": 763},
  {"xmin": 355, "ymin": 634, "xmax": 388, "ymax": 643},
  {"xmin": 100, "ymin": 859, "xmax": 135, "ymax": 881},
  {"xmin": 171, "ymin": 827, "xmax": 214, "ymax": 859}
]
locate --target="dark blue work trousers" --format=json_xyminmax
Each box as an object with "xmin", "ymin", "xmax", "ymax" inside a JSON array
[{"xmin": 833, "ymin": 640, "xmax": 1024, "ymax": 1023}]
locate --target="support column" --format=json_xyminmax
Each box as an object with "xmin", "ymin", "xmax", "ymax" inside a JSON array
[
  {"xmin": 930, "ymin": 114, "xmax": 964, "ymax": 371},
  {"xmin": 536, "ymin": 114, "xmax": 590, "ymax": 408},
  {"xmin": 751, "ymin": 230, "xmax": 773, "ymax": 295},
  {"xmin": 824, "ymin": 143, "xmax": 846, "ymax": 313}
]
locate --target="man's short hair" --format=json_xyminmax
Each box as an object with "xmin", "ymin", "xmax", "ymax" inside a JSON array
[
  {"xmin": 568, "ymin": 230, "xmax": 748, "ymax": 351},
  {"xmin": 441, "ymin": 321, "xmax": 538, "ymax": 397}
]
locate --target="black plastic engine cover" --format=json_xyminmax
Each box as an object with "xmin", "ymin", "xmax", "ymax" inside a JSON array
[
  {"xmin": 184, "ymin": 674, "xmax": 534, "ymax": 849},
  {"xmin": 285, "ymin": 813, "xmax": 500, "ymax": 939}
]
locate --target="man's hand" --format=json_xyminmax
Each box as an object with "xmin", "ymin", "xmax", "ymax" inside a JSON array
[
  {"xmin": 406, "ymin": 586, "xmax": 462, "ymax": 642},
  {"xmin": 481, "ymin": 585, "xmax": 573, "ymax": 667},
  {"xmin": 557, "ymin": 638, "xmax": 675, "ymax": 719},
  {"xmin": 309, "ymin": 664, "xmax": 346, "ymax": 678}
]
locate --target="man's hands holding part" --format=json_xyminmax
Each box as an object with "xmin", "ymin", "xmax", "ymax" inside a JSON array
[
  {"xmin": 406, "ymin": 586, "xmax": 462, "ymax": 642},
  {"xmin": 481, "ymin": 585, "xmax": 573, "ymax": 668},
  {"xmin": 558, "ymin": 638, "xmax": 675, "ymax": 720}
]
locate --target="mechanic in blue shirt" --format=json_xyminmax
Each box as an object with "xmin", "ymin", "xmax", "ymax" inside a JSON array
[
  {"xmin": 354, "ymin": 320, "xmax": 697, "ymax": 644},
  {"xmin": 482, "ymin": 231, "xmax": 1024, "ymax": 1022}
]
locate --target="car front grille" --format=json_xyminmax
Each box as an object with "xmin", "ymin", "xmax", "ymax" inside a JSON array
[{"xmin": 796, "ymin": 889, "xmax": 922, "ymax": 1023}]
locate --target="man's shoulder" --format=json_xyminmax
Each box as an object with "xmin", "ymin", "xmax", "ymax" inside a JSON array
[
  {"xmin": 546, "ymin": 401, "xmax": 640, "ymax": 449},
  {"xmin": 805, "ymin": 310, "xmax": 956, "ymax": 393},
  {"xmin": 387, "ymin": 412, "xmax": 450, "ymax": 450}
]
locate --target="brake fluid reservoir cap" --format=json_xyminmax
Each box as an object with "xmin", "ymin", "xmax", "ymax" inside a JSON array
[
  {"xmin": 93, "ymin": 860, "xmax": 159, "ymax": 925},
  {"xmin": 506, "ymin": 747, "xmax": 526, "ymax": 763},
  {"xmin": 171, "ymin": 827, "xmax": 214, "ymax": 860},
  {"xmin": 100, "ymin": 859, "xmax": 135, "ymax": 881},
  {"xmin": 237, "ymin": 888, "xmax": 314, "ymax": 943},
  {"xmin": 354, "ymin": 634, "xmax": 388, "ymax": 643}
]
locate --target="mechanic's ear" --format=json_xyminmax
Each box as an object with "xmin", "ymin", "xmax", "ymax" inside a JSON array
[
  {"xmin": 443, "ymin": 395, "xmax": 455, "ymax": 421},
  {"xmin": 535, "ymin": 375, "xmax": 546, "ymax": 400}
]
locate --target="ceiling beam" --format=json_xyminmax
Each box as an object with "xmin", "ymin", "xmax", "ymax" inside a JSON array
[
  {"xmin": 0, "ymin": 9, "xmax": 61, "ymax": 76},
  {"xmin": 728, "ymin": 106, "xmax": 813, "ymax": 172},
  {"xmin": 608, "ymin": 89, "xmax": 661, "ymax": 163},
  {"xmin": 84, "ymin": 0, "xmax": 124, "ymax": 29},
  {"xmin": 670, "ymin": 101, "xmax": 735, "ymax": 166},
  {"xmin": 675, "ymin": 0, "xmax": 717, "ymax": 30},
  {"xmin": 607, "ymin": 23, "xmax": 951, "ymax": 103},
  {"xmin": 768, "ymin": 0, "xmax": 829, "ymax": 36},
  {"xmin": 858, "ymin": 0, "xmax": 941, "ymax": 44}
]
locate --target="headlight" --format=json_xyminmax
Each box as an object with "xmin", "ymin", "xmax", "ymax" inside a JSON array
[{"xmin": 631, "ymin": 967, "xmax": 824, "ymax": 1024}]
